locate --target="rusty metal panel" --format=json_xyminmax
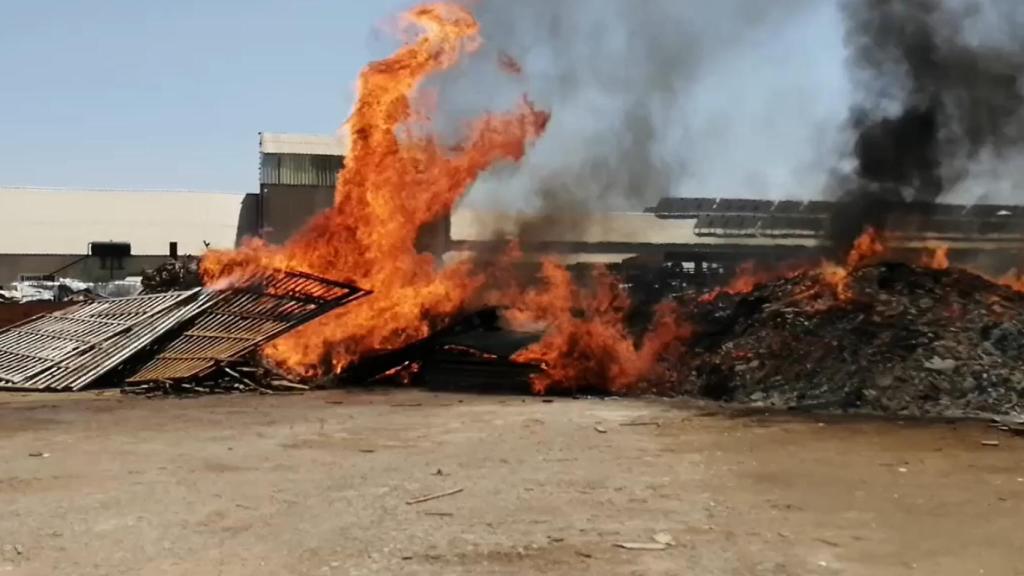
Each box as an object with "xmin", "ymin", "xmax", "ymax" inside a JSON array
[
  {"xmin": 126, "ymin": 271, "xmax": 368, "ymax": 383},
  {"xmin": 0, "ymin": 290, "xmax": 204, "ymax": 391}
]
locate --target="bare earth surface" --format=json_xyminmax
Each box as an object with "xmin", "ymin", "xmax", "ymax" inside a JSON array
[{"xmin": 0, "ymin": 390, "xmax": 1021, "ymax": 576}]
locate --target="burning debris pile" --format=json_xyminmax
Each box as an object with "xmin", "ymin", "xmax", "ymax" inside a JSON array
[
  {"xmin": 8, "ymin": 1, "xmax": 1024, "ymax": 429},
  {"xmin": 681, "ymin": 262, "xmax": 1024, "ymax": 418}
]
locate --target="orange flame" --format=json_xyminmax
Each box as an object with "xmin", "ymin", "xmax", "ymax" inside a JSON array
[
  {"xmin": 922, "ymin": 245, "xmax": 950, "ymax": 270},
  {"xmin": 846, "ymin": 227, "xmax": 885, "ymax": 269},
  {"xmin": 697, "ymin": 261, "xmax": 809, "ymax": 303},
  {"xmin": 505, "ymin": 262, "xmax": 689, "ymax": 395},
  {"xmin": 203, "ymin": 3, "xmax": 549, "ymax": 376}
]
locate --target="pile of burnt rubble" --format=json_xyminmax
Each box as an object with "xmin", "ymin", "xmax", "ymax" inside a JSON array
[
  {"xmin": 8, "ymin": 256, "xmax": 1024, "ymax": 423},
  {"xmin": 677, "ymin": 263, "xmax": 1024, "ymax": 419}
]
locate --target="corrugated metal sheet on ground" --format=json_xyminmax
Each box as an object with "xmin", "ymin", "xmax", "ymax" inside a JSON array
[
  {"xmin": 126, "ymin": 271, "xmax": 368, "ymax": 383},
  {"xmin": 0, "ymin": 271, "xmax": 369, "ymax": 392},
  {"xmin": 0, "ymin": 290, "xmax": 206, "ymax": 391}
]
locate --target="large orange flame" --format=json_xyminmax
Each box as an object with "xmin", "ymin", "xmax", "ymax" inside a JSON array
[
  {"xmin": 203, "ymin": 3, "xmax": 549, "ymax": 376},
  {"xmin": 505, "ymin": 262, "xmax": 689, "ymax": 394}
]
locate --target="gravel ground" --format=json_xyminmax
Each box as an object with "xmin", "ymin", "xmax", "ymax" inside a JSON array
[{"xmin": 0, "ymin": 390, "xmax": 1021, "ymax": 575}]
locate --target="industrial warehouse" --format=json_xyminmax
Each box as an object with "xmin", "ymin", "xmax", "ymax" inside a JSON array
[{"xmin": 2, "ymin": 1, "xmax": 1023, "ymax": 575}]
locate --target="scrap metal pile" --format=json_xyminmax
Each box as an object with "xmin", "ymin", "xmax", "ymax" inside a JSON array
[
  {"xmin": 0, "ymin": 270, "xmax": 367, "ymax": 393},
  {"xmin": 140, "ymin": 256, "xmax": 202, "ymax": 294},
  {"xmin": 677, "ymin": 263, "xmax": 1024, "ymax": 419}
]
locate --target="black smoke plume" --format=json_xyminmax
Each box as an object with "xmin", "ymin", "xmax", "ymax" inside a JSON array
[{"xmin": 831, "ymin": 0, "xmax": 1024, "ymax": 253}]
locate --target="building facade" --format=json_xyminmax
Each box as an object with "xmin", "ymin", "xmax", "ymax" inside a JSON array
[
  {"xmin": 258, "ymin": 132, "xmax": 347, "ymax": 244},
  {"xmin": 0, "ymin": 187, "xmax": 258, "ymax": 286}
]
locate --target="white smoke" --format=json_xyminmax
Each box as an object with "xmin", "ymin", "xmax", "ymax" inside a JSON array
[{"xmin": 428, "ymin": 0, "xmax": 853, "ymax": 212}]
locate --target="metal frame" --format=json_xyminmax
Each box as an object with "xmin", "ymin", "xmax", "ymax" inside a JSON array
[
  {"xmin": 0, "ymin": 270, "xmax": 369, "ymax": 392},
  {"xmin": 126, "ymin": 270, "xmax": 368, "ymax": 383},
  {"xmin": 0, "ymin": 290, "xmax": 204, "ymax": 391}
]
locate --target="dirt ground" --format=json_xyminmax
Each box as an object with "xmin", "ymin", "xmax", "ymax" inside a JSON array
[{"xmin": 0, "ymin": 390, "xmax": 1021, "ymax": 576}]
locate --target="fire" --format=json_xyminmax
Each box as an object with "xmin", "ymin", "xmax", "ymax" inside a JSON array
[
  {"xmin": 697, "ymin": 261, "xmax": 808, "ymax": 303},
  {"xmin": 505, "ymin": 262, "xmax": 689, "ymax": 395},
  {"xmin": 846, "ymin": 227, "xmax": 885, "ymax": 269},
  {"xmin": 814, "ymin": 227, "xmax": 885, "ymax": 300},
  {"xmin": 922, "ymin": 245, "xmax": 950, "ymax": 270},
  {"xmin": 203, "ymin": 3, "xmax": 549, "ymax": 376}
]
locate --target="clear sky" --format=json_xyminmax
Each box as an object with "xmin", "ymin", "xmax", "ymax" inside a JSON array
[{"xmin": 0, "ymin": 0, "xmax": 413, "ymax": 193}]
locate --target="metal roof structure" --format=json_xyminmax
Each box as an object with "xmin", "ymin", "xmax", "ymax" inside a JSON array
[
  {"xmin": 648, "ymin": 197, "xmax": 1024, "ymax": 240},
  {"xmin": 127, "ymin": 271, "xmax": 368, "ymax": 383},
  {"xmin": 0, "ymin": 270, "xmax": 369, "ymax": 391},
  {"xmin": 259, "ymin": 132, "xmax": 350, "ymax": 157},
  {"xmin": 0, "ymin": 290, "xmax": 205, "ymax": 391}
]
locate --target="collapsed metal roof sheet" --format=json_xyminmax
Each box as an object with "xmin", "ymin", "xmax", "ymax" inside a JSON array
[
  {"xmin": 0, "ymin": 290, "xmax": 205, "ymax": 391},
  {"xmin": 127, "ymin": 271, "xmax": 367, "ymax": 383},
  {"xmin": 0, "ymin": 270, "xmax": 369, "ymax": 392}
]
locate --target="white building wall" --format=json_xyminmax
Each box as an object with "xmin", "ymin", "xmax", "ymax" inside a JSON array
[{"xmin": 0, "ymin": 187, "xmax": 253, "ymax": 256}]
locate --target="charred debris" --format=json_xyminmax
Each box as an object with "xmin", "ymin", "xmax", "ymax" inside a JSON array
[
  {"xmin": 4, "ymin": 241, "xmax": 1024, "ymax": 423},
  {"xmin": 679, "ymin": 262, "xmax": 1024, "ymax": 419}
]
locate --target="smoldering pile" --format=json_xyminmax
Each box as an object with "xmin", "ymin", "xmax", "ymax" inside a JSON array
[{"xmin": 677, "ymin": 263, "xmax": 1024, "ymax": 419}]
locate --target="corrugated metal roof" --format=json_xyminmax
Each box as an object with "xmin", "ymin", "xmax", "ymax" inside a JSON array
[
  {"xmin": 0, "ymin": 187, "xmax": 251, "ymax": 255},
  {"xmin": 259, "ymin": 132, "xmax": 349, "ymax": 157},
  {"xmin": 0, "ymin": 289, "xmax": 206, "ymax": 391},
  {"xmin": 260, "ymin": 154, "xmax": 341, "ymax": 186},
  {"xmin": 449, "ymin": 209, "xmax": 819, "ymax": 247}
]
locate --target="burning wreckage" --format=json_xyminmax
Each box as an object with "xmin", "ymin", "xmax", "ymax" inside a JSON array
[
  {"xmin": 3, "ymin": 204, "xmax": 1024, "ymax": 426},
  {"xmin": 4, "ymin": 2, "xmax": 1024, "ymax": 427}
]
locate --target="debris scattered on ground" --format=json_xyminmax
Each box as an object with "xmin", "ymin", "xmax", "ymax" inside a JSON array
[
  {"xmin": 620, "ymin": 421, "xmax": 661, "ymax": 428},
  {"xmin": 28, "ymin": 452, "xmax": 49, "ymax": 458},
  {"xmin": 119, "ymin": 366, "xmax": 310, "ymax": 397},
  {"xmin": 652, "ymin": 532, "xmax": 676, "ymax": 546},
  {"xmin": 614, "ymin": 542, "xmax": 668, "ymax": 551},
  {"xmin": 406, "ymin": 487, "xmax": 465, "ymax": 505},
  {"xmin": 594, "ymin": 425, "xmax": 608, "ymax": 434},
  {"xmin": 575, "ymin": 551, "xmax": 594, "ymax": 559},
  {"xmin": 680, "ymin": 263, "xmax": 1024, "ymax": 419},
  {"xmin": 981, "ymin": 440, "xmax": 1001, "ymax": 447}
]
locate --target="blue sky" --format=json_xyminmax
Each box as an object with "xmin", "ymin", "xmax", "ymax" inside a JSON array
[{"xmin": 0, "ymin": 0, "xmax": 412, "ymax": 192}]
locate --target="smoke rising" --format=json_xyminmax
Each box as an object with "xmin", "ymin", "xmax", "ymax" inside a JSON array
[
  {"xmin": 429, "ymin": 0, "xmax": 851, "ymax": 215},
  {"xmin": 827, "ymin": 0, "xmax": 1024, "ymax": 251},
  {"xmin": 841, "ymin": 0, "xmax": 1024, "ymax": 201}
]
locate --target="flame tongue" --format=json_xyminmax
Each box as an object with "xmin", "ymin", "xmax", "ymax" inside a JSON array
[
  {"xmin": 505, "ymin": 262, "xmax": 688, "ymax": 395},
  {"xmin": 203, "ymin": 3, "xmax": 549, "ymax": 376}
]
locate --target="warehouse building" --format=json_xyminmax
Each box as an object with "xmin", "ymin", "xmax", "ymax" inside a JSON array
[
  {"xmin": 0, "ymin": 186, "xmax": 258, "ymax": 286},
  {"xmin": 258, "ymin": 132, "xmax": 347, "ymax": 244}
]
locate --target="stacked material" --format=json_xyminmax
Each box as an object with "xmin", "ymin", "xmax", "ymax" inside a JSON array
[
  {"xmin": 0, "ymin": 270, "xmax": 367, "ymax": 392},
  {"xmin": 679, "ymin": 263, "xmax": 1024, "ymax": 418}
]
